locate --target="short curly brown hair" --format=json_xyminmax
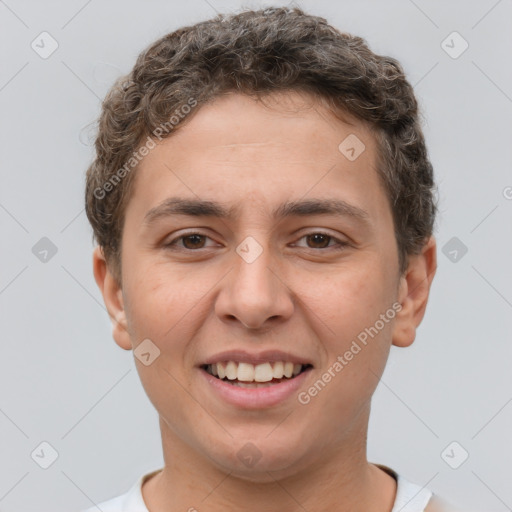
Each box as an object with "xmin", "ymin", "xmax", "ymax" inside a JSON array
[{"xmin": 85, "ymin": 5, "xmax": 438, "ymax": 285}]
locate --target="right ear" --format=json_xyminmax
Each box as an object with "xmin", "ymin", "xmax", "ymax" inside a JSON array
[{"xmin": 92, "ymin": 246, "xmax": 132, "ymax": 350}]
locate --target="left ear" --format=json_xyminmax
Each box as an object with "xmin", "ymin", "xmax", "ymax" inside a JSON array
[{"xmin": 392, "ymin": 235, "xmax": 437, "ymax": 348}]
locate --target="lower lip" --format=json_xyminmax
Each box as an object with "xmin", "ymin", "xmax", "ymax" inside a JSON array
[{"xmin": 199, "ymin": 367, "xmax": 313, "ymax": 409}]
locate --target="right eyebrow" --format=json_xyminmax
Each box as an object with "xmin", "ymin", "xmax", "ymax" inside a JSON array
[{"xmin": 143, "ymin": 197, "xmax": 240, "ymax": 225}]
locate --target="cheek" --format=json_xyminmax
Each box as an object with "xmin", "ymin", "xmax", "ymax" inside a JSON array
[
  {"xmin": 303, "ymin": 264, "xmax": 389, "ymax": 339},
  {"xmin": 123, "ymin": 260, "xmax": 207, "ymax": 338},
  {"xmin": 299, "ymin": 264, "xmax": 394, "ymax": 392}
]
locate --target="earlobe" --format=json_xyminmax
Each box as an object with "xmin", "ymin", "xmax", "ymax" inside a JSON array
[
  {"xmin": 391, "ymin": 236, "xmax": 437, "ymax": 348},
  {"xmin": 92, "ymin": 246, "xmax": 132, "ymax": 351}
]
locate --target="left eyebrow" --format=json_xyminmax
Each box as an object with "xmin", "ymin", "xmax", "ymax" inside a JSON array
[{"xmin": 143, "ymin": 196, "xmax": 372, "ymax": 227}]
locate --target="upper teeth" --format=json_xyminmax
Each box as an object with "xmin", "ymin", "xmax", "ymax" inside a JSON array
[{"xmin": 207, "ymin": 361, "xmax": 304, "ymax": 382}]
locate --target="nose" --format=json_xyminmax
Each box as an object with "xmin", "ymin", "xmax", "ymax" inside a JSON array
[{"xmin": 214, "ymin": 240, "xmax": 295, "ymax": 332}]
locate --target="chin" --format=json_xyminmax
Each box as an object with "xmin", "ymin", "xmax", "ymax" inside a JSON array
[{"xmin": 206, "ymin": 438, "xmax": 312, "ymax": 482}]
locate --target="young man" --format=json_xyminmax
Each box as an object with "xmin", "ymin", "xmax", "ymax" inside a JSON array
[{"xmin": 84, "ymin": 6, "xmax": 461, "ymax": 512}]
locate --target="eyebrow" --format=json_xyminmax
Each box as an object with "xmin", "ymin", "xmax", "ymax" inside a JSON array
[{"xmin": 143, "ymin": 196, "xmax": 371, "ymax": 226}]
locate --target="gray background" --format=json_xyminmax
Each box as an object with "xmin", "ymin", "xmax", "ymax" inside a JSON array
[{"xmin": 1, "ymin": 0, "xmax": 511, "ymax": 510}]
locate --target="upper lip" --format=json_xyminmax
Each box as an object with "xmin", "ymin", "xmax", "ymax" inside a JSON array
[{"xmin": 199, "ymin": 349, "xmax": 314, "ymax": 367}]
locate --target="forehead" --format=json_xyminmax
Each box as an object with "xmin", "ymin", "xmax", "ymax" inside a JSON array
[
  {"xmin": 126, "ymin": 91, "xmax": 390, "ymax": 228},
  {"xmin": 163, "ymin": 91, "xmax": 372, "ymax": 158}
]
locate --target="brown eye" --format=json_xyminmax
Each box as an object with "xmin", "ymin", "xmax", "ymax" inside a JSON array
[
  {"xmin": 165, "ymin": 233, "xmax": 215, "ymax": 251},
  {"xmin": 305, "ymin": 233, "xmax": 332, "ymax": 249},
  {"xmin": 293, "ymin": 231, "xmax": 350, "ymax": 252},
  {"xmin": 181, "ymin": 234, "xmax": 206, "ymax": 249}
]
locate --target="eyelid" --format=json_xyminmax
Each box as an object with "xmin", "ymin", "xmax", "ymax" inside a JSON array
[
  {"xmin": 291, "ymin": 230, "xmax": 349, "ymax": 250},
  {"xmin": 164, "ymin": 229, "xmax": 349, "ymax": 251},
  {"xmin": 164, "ymin": 229, "xmax": 219, "ymax": 249}
]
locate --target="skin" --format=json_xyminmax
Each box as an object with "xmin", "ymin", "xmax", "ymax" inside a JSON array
[{"xmin": 93, "ymin": 91, "xmax": 437, "ymax": 512}]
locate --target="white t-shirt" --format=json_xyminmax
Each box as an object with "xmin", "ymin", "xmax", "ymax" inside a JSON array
[{"xmin": 82, "ymin": 464, "xmax": 456, "ymax": 512}]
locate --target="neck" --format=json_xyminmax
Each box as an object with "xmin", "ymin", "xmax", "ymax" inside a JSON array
[{"xmin": 142, "ymin": 414, "xmax": 396, "ymax": 512}]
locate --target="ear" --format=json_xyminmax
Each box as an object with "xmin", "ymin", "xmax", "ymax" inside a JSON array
[
  {"xmin": 92, "ymin": 246, "xmax": 132, "ymax": 350},
  {"xmin": 392, "ymin": 236, "xmax": 437, "ymax": 348}
]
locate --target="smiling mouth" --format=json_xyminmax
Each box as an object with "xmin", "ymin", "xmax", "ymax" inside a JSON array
[{"xmin": 201, "ymin": 362, "xmax": 313, "ymax": 388}]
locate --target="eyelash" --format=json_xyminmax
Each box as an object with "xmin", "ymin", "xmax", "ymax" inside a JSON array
[{"xmin": 164, "ymin": 231, "xmax": 349, "ymax": 252}]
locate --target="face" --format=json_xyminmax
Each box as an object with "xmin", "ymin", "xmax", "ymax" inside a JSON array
[{"xmin": 94, "ymin": 91, "xmax": 436, "ymax": 481}]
